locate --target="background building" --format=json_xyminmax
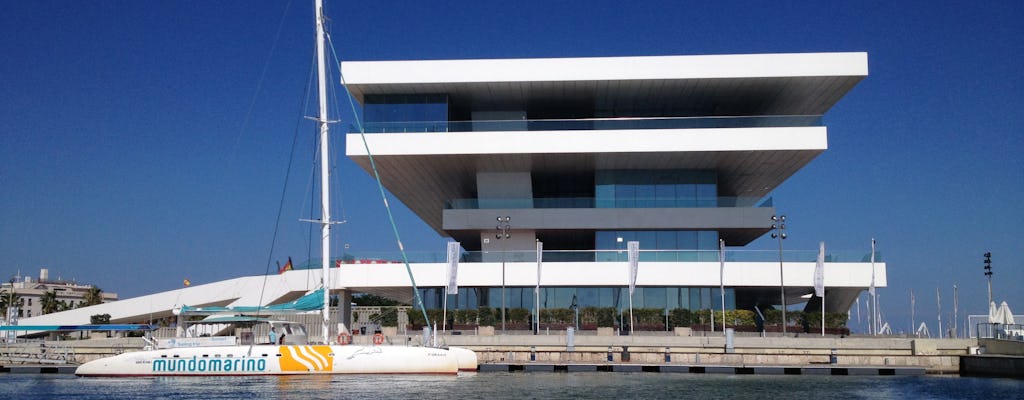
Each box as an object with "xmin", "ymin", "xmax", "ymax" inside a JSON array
[{"xmin": 2, "ymin": 268, "xmax": 117, "ymax": 322}]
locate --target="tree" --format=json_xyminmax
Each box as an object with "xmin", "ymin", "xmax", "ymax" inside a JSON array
[
  {"xmin": 90, "ymin": 313, "xmax": 111, "ymax": 324},
  {"xmin": 40, "ymin": 290, "xmax": 61, "ymax": 314},
  {"xmin": 82, "ymin": 286, "xmax": 104, "ymax": 306},
  {"xmin": 0, "ymin": 289, "xmax": 24, "ymax": 318}
]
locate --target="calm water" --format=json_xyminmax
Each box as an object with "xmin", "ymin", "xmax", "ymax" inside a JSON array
[{"xmin": 1, "ymin": 372, "xmax": 1021, "ymax": 399}]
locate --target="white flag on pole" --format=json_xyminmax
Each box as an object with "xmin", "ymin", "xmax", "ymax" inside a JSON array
[
  {"xmin": 718, "ymin": 239, "xmax": 725, "ymax": 285},
  {"xmin": 627, "ymin": 241, "xmax": 639, "ymax": 296},
  {"xmin": 535, "ymin": 241, "xmax": 543, "ymax": 295},
  {"xmin": 814, "ymin": 241, "xmax": 825, "ymax": 297},
  {"xmin": 446, "ymin": 241, "xmax": 460, "ymax": 295}
]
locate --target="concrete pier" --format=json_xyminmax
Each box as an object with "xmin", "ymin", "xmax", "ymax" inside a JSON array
[
  {"xmin": 0, "ymin": 331, "xmax": 985, "ymax": 375},
  {"xmin": 442, "ymin": 332, "xmax": 974, "ymax": 374}
]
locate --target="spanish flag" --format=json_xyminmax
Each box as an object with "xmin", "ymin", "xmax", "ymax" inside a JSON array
[{"xmin": 278, "ymin": 257, "xmax": 293, "ymax": 274}]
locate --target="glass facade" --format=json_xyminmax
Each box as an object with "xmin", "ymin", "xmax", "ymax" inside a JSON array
[
  {"xmin": 361, "ymin": 115, "xmax": 823, "ymax": 133},
  {"xmin": 363, "ymin": 94, "xmax": 449, "ymax": 133},
  {"xmin": 420, "ymin": 286, "xmax": 736, "ymax": 311},
  {"xmin": 592, "ymin": 169, "xmax": 720, "ymax": 261},
  {"xmin": 595, "ymin": 170, "xmax": 717, "ymax": 208}
]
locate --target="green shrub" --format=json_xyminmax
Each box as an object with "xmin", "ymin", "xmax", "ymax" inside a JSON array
[
  {"xmin": 633, "ymin": 308, "xmax": 665, "ymax": 325},
  {"xmin": 478, "ymin": 306, "xmax": 496, "ymax": 326},
  {"xmin": 671, "ymin": 308, "xmax": 692, "ymax": 327},
  {"xmin": 507, "ymin": 308, "xmax": 530, "ymax": 323},
  {"xmin": 541, "ymin": 308, "xmax": 574, "ymax": 324},
  {"xmin": 594, "ymin": 307, "xmax": 617, "ymax": 327}
]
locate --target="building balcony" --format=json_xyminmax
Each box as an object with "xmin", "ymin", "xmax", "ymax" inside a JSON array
[
  {"xmin": 446, "ymin": 196, "xmax": 771, "ymax": 209},
  {"xmin": 359, "ymin": 115, "xmax": 822, "ymax": 134}
]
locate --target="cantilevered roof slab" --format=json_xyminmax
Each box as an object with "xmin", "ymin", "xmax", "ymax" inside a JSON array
[
  {"xmin": 341, "ymin": 53, "xmax": 868, "ymax": 117},
  {"xmin": 347, "ymin": 127, "xmax": 826, "ymax": 234}
]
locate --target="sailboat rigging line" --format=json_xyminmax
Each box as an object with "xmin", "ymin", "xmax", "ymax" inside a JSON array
[
  {"xmin": 226, "ymin": 1, "xmax": 294, "ymax": 169},
  {"xmin": 253, "ymin": 37, "xmax": 320, "ymax": 318},
  {"xmin": 327, "ymin": 58, "xmax": 350, "ymax": 229},
  {"xmin": 325, "ymin": 32, "xmax": 432, "ymax": 330},
  {"xmin": 301, "ymin": 50, "xmax": 320, "ymax": 290}
]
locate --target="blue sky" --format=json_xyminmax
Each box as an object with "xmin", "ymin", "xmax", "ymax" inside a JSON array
[{"xmin": 1, "ymin": 0, "xmax": 1021, "ymax": 335}]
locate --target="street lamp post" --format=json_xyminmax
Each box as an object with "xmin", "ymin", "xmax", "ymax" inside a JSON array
[
  {"xmin": 496, "ymin": 216, "xmax": 510, "ymax": 332},
  {"xmin": 771, "ymin": 215, "xmax": 787, "ymax": 335},
  {"xmin": 983, "ymin": 252, "xmax": 993, "ymax": 306}
]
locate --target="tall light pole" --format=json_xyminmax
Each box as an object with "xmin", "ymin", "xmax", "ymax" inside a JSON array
[
  {"xmin": 496, "ymin": 216, "xmax": 510, "ymax": 332},
  {"xmin": 983, "ymin": 252, "xmax": 992, "ymax": 306},
  {"xmin": 771, "ymin": 214, "xmax": 787, "ymax": 335}
]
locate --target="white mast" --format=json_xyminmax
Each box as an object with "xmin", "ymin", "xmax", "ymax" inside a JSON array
[{"xmin": 314, "ymin": 0, "xmax": 331, "ymax": 343}]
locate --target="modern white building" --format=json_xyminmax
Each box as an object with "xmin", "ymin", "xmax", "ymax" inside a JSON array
[
  {"xmin": 342, "ymin": 52, "xmax": 883, "ymax": 317},
  {"xmin": 19, "ymin": 53, "xmax": 885, "ymax": 332}
]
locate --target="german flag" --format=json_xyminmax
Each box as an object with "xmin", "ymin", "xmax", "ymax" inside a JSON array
[{"xmin": 278, "ymin": 257, "xmax": 293, "ymax": 274}]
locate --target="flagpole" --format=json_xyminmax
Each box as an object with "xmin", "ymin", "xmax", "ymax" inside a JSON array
[
  {"xmin": 910, "ymin": 289, "xmax": 916, "ymax": 337},
  {"xmin": 442, "ymin": 274, "xmax": 448, "ymax": 333},
  {"xmin": 720, "ymin": 239, "xmax": 726, "ymax": 333},
  {"xmin": 815, "ymin": 242, "xmax": 826, "ymax": 336},
  {"xmin": 535, "ymin": 241, "xmax": 542, "ymax": 335},
  {"xmin": 870, "ymin": 238, "xmax": 877, "ymax": 336},
  {"xmin": 444, "ymin": 241, "xmax": 460, "ymax": 334},
  {"xmin": 627, "ymin": 241, "xmax": 638, "ymax": 335}
]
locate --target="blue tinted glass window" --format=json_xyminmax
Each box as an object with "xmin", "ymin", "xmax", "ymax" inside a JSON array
[
  {"xmin": 635, "ymin": 184, "xmax": 655, "ymax": 207},
  {"xmin": 643, "ymin": 287, "xmax": 667, "ymax": 309},
  {"xmin": 363, "ymin": 94, "xmax": 449, "ymax": 132}
]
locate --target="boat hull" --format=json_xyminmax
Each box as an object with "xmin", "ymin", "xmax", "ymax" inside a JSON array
[{"xmin": 75, "ymin": 344, "xmax": 463, "ymax": 376}]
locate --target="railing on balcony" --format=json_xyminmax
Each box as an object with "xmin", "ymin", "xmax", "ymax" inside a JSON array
[
  {"xmin": 974, "ymin": 323, "xmax": 1024, "ymax": 341},
  {"xmin": 358, "ymin": 115, "xmax": 823, "ymax": 134},
  {"xmin": 446, "ymin": 196, "xmax": 771, "ymax": 209},
  {"xmin": 309, "ymin": 249, "xmax": 882, "ymax": 266}
]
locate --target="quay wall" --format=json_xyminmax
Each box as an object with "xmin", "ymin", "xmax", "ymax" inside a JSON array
[
  {"xmin": 6, "ymin": 333, "xmax": 977, "ymax": 374},
  {"xmin": 440, "ymin": 334, "xmax": 974, "ymax": 374}
]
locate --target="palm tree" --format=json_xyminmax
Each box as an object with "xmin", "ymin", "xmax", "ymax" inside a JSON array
[
  {"xmin": 40, "ymin": 290, "xmax": 60, "ymax": 314},
  {"xmin": 0, "ymin": 289, "xmax": 24, "ymax": 319},
  {"xmin": 82, "ymin": 286, "xmax": 104, "ymax": 306}
]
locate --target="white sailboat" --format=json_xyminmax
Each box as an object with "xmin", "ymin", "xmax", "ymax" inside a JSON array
[{"xmin": 76, "ymin": 0, "xmax": 476, "ymax": 376}]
